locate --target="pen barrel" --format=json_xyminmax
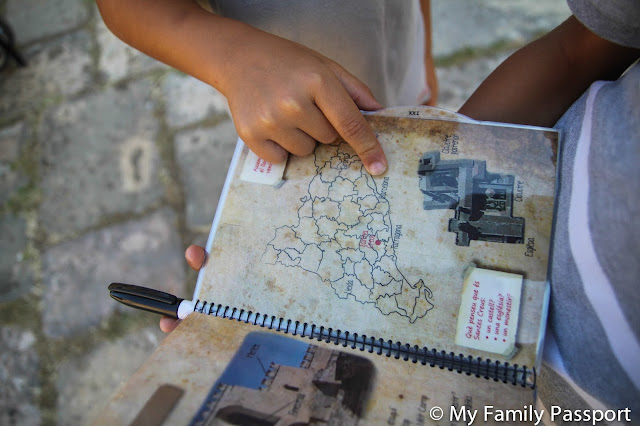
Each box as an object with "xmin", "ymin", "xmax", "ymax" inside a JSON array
[
  {"xmin": 110, "ymin": 292, "xmax": 183, "ymax": 318},
  {"xmin": 108, "ymin": 283, "xmax": 183, "ymax": 318}
]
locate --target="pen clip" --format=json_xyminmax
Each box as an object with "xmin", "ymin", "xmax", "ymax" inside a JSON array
[{"xmin": 108, "ymin": 283, "xmax": 184, "ymax": 319}]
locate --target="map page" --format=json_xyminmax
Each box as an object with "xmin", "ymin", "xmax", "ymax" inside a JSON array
[{"xmin": 196, "ymin": 112, "xmax": 558, "ymax": 368}]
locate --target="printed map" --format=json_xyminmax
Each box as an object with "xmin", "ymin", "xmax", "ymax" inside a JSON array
[
  {"xmin": 199, "ymin": 111, "xmax": 557, "ymax": 364},
  {"xmin": 262, "ymin": 142, "xmax": 434, "ymax": 323}
]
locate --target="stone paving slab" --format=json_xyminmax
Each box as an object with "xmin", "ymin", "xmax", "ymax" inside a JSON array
[
  {"xmin": 0, "ymin": 326, "xmax": 40, "ymax": 426},
  {"xmin": 0, "ymin": 30, "xmax": 93, "ymax": 123},
  {"xmin": 175, "ymin": 121, "xmax": 238, "ymax": 230},
  {"xmin": 0, "ymin": 121, "xmax": 30, "ymax": 206},
  {"xmin": 56, "ymin": 326, "xmax": 165, "ymax": 425},
  {"xmin": 5, "ymin": 0, "xmax": 89, "ymax": 46},
  {"xmin": 41, "ymin": 208, "xmax": 184, "ymax": 338},
  {"xmin": 163, "ymin": 72, "xmax": 230, "ymax": 129},
  {"xmin": 38, "ymin": 79, "xmax": 164, "ymax": 236},
  {"xmin": 432, "ymin": 0, "xmax": 570, "ymax": 58},
  {"xmin": 0, "ymin": 213, "xmax": 34, "ymax": 303}
]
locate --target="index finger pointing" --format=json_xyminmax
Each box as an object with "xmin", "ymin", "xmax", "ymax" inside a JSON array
[{"xmin": 315, "ymin": 78, "xmax": 387, "ymax": 175}]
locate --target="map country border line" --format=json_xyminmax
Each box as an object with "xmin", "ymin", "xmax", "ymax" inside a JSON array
[{"xmin": 261, "ymin": 143, "xmax": 435, "ymax": 324}]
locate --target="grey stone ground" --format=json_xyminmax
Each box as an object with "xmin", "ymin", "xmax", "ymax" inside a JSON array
[{"xmin": 0, "ymin": 1, "xmax": 570, "ymax": 424}]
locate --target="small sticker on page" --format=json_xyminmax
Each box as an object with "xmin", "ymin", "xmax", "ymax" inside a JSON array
[
  {"xmin": 454, "ymin": 264, "xmax": 523, "ymax": 358},
  {"xmin": 240, "ymin": 148, "xmax": 286, "ymax": 186}
]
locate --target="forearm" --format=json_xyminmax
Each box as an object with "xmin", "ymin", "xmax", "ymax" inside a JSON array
[
  {"xmin": 96, "ymin": 0, "xmax": 255, "ymax": 93},
  {"xmin": 459, "ymin": 16, "xmax": 640, "ymax": 127}
]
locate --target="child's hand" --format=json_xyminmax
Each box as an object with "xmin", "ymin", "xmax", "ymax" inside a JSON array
[
  {"xmin": 98, "ymin": 0, "xmax": 387, "ymax": 175},
  {"xmin": 219, "ymin": 27, "xmax": 388, "ymax": 175},
  {"xmin": 159, "ymin": 245, "xmax": 207, "ymax": 333}
]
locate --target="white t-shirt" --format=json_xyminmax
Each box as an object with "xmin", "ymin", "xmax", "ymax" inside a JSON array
[
  {"xmin": 541, "ymin": 0, "xmax": 640, "ymax": 414},
  {"xmin": 207, "ymin": 0, "xmax": 428, "ymax": 106}
]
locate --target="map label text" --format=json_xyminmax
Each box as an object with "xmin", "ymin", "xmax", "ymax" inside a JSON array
[
  {"xmin": 442, "ymin": 134, "xmax": 459, "ymax": 155},
  {"xmin": 380, "ymin": 176, "xmax": 389, "ymax": 198},
  {"xmin": 393, "ymin": 225, "xmax": 403, "ymax": 250}
]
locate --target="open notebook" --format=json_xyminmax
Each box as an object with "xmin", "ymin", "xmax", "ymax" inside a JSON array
[{"xmin": 100, "ymin": 107, "xmax": 559, "ymax": 424}]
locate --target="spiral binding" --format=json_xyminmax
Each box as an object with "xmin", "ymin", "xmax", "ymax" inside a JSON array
[{"xmin": 194, "ymin": 299, "xmax": 535, "ymax": 388}]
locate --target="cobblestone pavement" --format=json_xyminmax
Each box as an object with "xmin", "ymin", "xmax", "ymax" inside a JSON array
[{"xmin": 0, "ymin": 1, "xmax": 570, "ymax": 424}]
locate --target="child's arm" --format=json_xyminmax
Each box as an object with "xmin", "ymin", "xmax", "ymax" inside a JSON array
[
  {"xmin": 96, "ymin": 0, "xmax": 388, "ymax": 175},
  {"xmin": 459, "ymin": 16, "xmax": 639, "ymax": 127}
]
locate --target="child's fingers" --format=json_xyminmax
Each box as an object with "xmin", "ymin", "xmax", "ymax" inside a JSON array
[
  {"xmin": 241, "ymin": 125, "xmax": 317, "ymax": 160},
  {"xmin": 296, "ymin": 107, "xmax": 339, "ymax": 145},
  {"xmin": 185, "ymin": 245, "xmax": 206, "ymax": 271},
  {"xmin": 159, "ymin": 317, "xmax": 181, "ymax": 333},
  {"xmin": 269, "ymin": 128, "xmax": 317, "ymax": 157},
  {"xmin": 315, "ymin": 77, "xmax": 387, "ymax": 175},
  {"xmin": 241, "ymin": 137, "xmax": 289, "ymax": 164},
  {"xmin": 329, "ymin": 62, "xmax": 383, "ymax": 111}
]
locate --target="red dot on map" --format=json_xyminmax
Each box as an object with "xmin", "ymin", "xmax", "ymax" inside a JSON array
[
  {"xmin": 375, "ymin": 240, "xmax": 381, "ymax": 245},
  {"xmin": 494, "ymin": 338, "xmax": 497, "ymax": 341},
  {"xmin": 503, "ymin": 339, "xmax": 506, "ymax": 342}
]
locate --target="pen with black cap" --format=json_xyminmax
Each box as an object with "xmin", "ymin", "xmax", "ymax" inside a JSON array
[{"xmin": 108, "ymin": 283, "xmax": 195, "ymax": 319}]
